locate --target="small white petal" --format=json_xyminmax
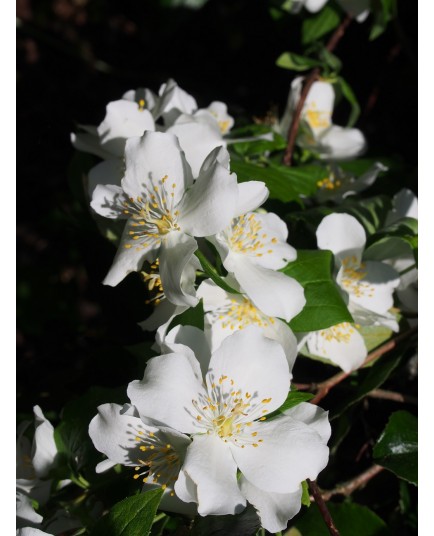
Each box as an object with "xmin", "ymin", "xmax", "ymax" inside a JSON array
[
  {"xmin": 316, "ymin": 213, "xmax": 366, "ymax": 263},
  {"xmin": 32, "ymin": 406, "xmax": 57, "ymax": 478},
  {"xmin": 88, "ymin": 159, "xmax": 125, "ymax": 199},
  {"xmin": 234, "ymin": 182, "xmax": 269, "ymax": 218},
  {"xmin": 240, "ymin": 477, "xmax": 302, "ymax": 533},
  {"xmin": 181, "ymin": 434, "xmax": 246, "ymax": 515},
  {"xmin": 317, "ymin": 125, "xmax": 366, "ymax": 160}
]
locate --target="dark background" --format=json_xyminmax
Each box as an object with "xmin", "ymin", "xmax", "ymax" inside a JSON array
[{"xmin": 17, "ymin": 0, "xmax": 417, "ymax": 412}]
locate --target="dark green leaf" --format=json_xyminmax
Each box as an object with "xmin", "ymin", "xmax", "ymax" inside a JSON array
[
  {"xmin": 276, "ymin": 51, "xmax": 322, "ymax": 71},
  {"xmin": 91, "ymin": 489, "xmax": 164, "ymax": 536},
  {"xmin": 191, "ymin": 504, "xmax": 260, "ymax": 536},
  {"xmin": 365, "ymin": 217, "xmax": 418, "ymax": 265},
  {"xmin": 336, "ymin": 77, "xmax": 361, "ymax": 127},
  {"xmin": 319, "ymin": 47, "xmax": 342, "ymax": 72},
  {"xmin": 231, "ymin": 160, "xmax": 299, "ymax": 202},
  {"xmin": 195, "ymin": 250, "xmax": 240, "ymax": 295},
  {"xmin": 370, "ymin": 0, "xmax": 397, "ymax": 40},
  {"xmin": 230, "ymin": 133, "xmax": 287, "ymax": 157},
  {"xmin": 373, "ymin": 410, "xmax": 417, "ymax": 485},
  {"xmin": 265, "ymin": 390, "xmax": 314, "ymax": 421},
  {"xmin": 169, "ymin": 299, "xmax": 204, "ymax": 330},
  {"xmin": 281, "ymin": 250, "xmax": 353, "ymax": 332},
  {"xmin": 331, "ymin": 345, "xmax": 404, "ymax": 419},
  {"xmin": 302, "ymin": 5, "xmax": 341, "ymax": 45},
  {"xmin": 295, "ymin": 501, "xmax": 391, "ymax": 536}
]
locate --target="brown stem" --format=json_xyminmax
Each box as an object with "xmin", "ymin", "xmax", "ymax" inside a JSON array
[
  {"xmin": 321, "ymin": 465, "xmax": 384, "ymax": 501},
  {"xmin": 309, "ymin": 327, "xmax": 417, "ymax": 405},
  {"xmin": 367, "ymin": 388, "xmax": 417, "ymax": 405},
  {"xmin": 308, "ymin": 479, "xmax": 340, "ymax": 536},
  {"xmin": 282, "ymin": 15, "xmax": 353, "ymax": 166}
]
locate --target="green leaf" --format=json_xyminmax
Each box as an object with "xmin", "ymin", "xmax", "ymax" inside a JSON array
[
  {"xmin": 302, "ymin": 5, "xmax": 341, "ymax": 45},
  {"xmin": 231, "ymin": 159, "xmax": 327, "ymax": 201},
  {"xmin": 295, "ymin": 501, "xmax": 391, "ymax": 535},
  {"xmin": 230, "ymin": 132, "xmax": 287, "ymax": 157},
  {"xmin": 230, "ymin": 160, "xmax": 299, "ymax": 203},
  {"xmin": 91, "ymin": 489, "xmax": 164, "ymax": 536},
  {"xmin": 319, "ymin": 47, "xmax": 342, "ymax": 73},
  {"xmin": 373, "ymin": 410, "xmax": 417, "ymax": 485},
  {"xmin": 169, "ymin": 299, "xmax": 204, "ymax": 330},
  {"xmin": 191, "ymin": 504, "xmax": 260, "ymax": 536},
  {"xmin": 331, "ymin": 345, "xmax": 405, "ymax": 419},
  {"xmin": 336, "ymin": 77, "xmax": 361, "ymax": 127},
  {"xmin": 301, "ymin": 480, "xmax": 311, "ymax": 508},
  {"xmin": 365, "ymin": 217, "xmax": 418, "ymax": 265},
  {"xmin": 276, "ymin": 51, "xmax": 322, "ymax": 72},
  {"xmin": 338, "ymin": 195, "xmax": 393, "ymax": 235},
  {"xmin": 195, "ymin": 250, "xmax": 240, "ymax": 295},
  {"xmin": 370, "ymin": 0, "xmax": 397, "ymax": 40},
  {"xmin": 265, "ymin": 390, "xmax": 314, "ymax": 421},
  {"xmin": 281, "ymin": 250, "xmax": 353, "ymax": 332}
]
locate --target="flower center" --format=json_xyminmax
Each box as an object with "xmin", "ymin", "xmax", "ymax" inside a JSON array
[
  {"xmin": 227, "ymin": 214, "xmax": 277, "ymax": 258},
  {"xmin": 316, "ymin": 176, "xmax": 342, "ymax": 191},
  {"xmin": 131, "ymin": 425, "xmax": 180, "ymax": 495},
  {"xmin": 192, "ymin": 375, "xmax": 273, "ymax": 447},
  {"xmin": 319, "ymin": 322, "xmax": 357, "ymax": 344},
  {"xmin": 122, "ymin": 177, "xmax": 181, "ymax": 250},
  {"xmin": 340, "ymin": 256, "xmax": 375, "ymax": 298},
  {"xmin": 210, "ymin": 297, "xmax": 275, "ymax": 331},
  {"xmin": 305, "ymin": 102, "xmax": 331, "ymax": 130}
]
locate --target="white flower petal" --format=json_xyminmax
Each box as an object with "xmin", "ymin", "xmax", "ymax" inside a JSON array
[
  {"xmin": 88, "ymin": 159, "xmax": 125, "ymax": 199},
  {"xmin": 263, "ymin": 319, "xmax": 298, "ymax": 371},
  {"xmin": 317, "ymin": 125, "xmax": 366, "ymax": 160},
  {"xmin": 177, "ymin": 159, "xmax": 237, "ymax": 237},
  {"xmin": 157, "ymin": 79, "xmax": 198, "ymax": 125},
  {"xmin": 159, "ymin": 232, "xmax": 198, "ymax": 307},
  {"xmin": 102, "ymin": 221, "xmax": 160, "ymax": 286},
  {"xmin": 282, "ymin": 402, "xmax": 331, "ymax": 444},
  {"xmin": 234, "ymin": 182, "xmax": 269, "ymax": 218},
  {"xmin": 97, "ymin": 100, "xmax": 155, "ymax": 157},
  {"xmin": 232, "ymin": 414, "xmax": 329, "ymax": 493},
  {"xmin": 122, "ymin": 131, "xmax": 193, "ymax": 203},
  {"xmin": 71, "ymin": 131, "xmax": 113, "ymax": 160},
  {"xmin": 32, "ymin": 406, "xmax": 57, "ymax": 478},
  {"xmin": 127, "ymin": 352, "xmax": 205, "ymax": 433},
  {"xmin": 16, "ymin": 492, "xmax": 43, "ymax": 528},
  {"xmin": 160, "ymin": 325, "xmax": 211, "ymax": 377},
  {"xmin": 140, "ymin": 301, "xmax": 188, "ymax": 332},
  {"xmin": 316, "ymin": 213, "xmax": 366, "ymax": 263},
  {"xmin": 173, "ymin": 468, "xmax": 198, "ymax": 505},
  {"xmin": 338, "ymin": 260, "xmax": 400, "ymax": 315},
  {"xmin": 167, "ymin": 119, "xmax": 225, "ymax": 177},
  {"xmin": 232, "ymin": 257, "xmax": 305, "ymax": 322},
  {"xmin": 306, "ymin": 324, "xmax": 367, "ymax": 372},
  {"xmin": 16, "ymin": 529, "xmax": 52, "ymax": 536},
  {"xmin": 305, "ymin": 0, "xmax": 329, "ymax": 12},
  {"xmin": 181, "ymin": 434, "xmax": 246, "ymax": 515},
  {"xmin": 240, "ymin": 477, "xmax": 302, "ymax": 533},
  {"xmin": 204, "ymin": 101, "xmax": 234, "ymax": 134},
  {"xmin": 90, "ymin": 183, "xmax": 126, "ymax": 219},
  {"xmin": 208, "ymin": 327, "xmax": 290, "ymax": 415}
]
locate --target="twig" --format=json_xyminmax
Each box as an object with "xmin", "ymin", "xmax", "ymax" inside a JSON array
[
  {"xmin": 282, "ymin": 15, "xmax": 353, "ymax": 166},
  {"xmin": 308, "ymin": 479, "xmax": 340, "ymax": 536},
  {"xmin": 367, "ymin": 388, "xmax": 417, "ymax": 405},
  {"xmin": 320, "ymin": 465, "xmax": 384, "ymax": 501},
  {"xmin": 309, "ymin": 327, "xmax": 417, "ymax": 405}
]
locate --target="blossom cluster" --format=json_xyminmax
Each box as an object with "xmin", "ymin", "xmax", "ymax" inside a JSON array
[{"xmin": 17, "ymin": 75, "xmax": 417, "ymax": 534}]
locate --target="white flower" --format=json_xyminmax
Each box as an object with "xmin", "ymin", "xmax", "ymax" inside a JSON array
[
  {"xmin": 196, "ymin": 277, "xmax": 298, "ymax": 368},
  {"xmin": 209, "ymin": 211, "xmax": 305, "ymax": 321},
  {"xmin": 316, "ymin": 213, "xmax": 400, "ymax": 329},
  {"xmin": 17, "ymin": 406, "xmax": 58, "ymax": 505},
  {"xmin": 88, "ymin": 403, "xmax": 195, "ymax": 514},
  {"xmin": 315, "ymin": 162, "xmax": 387, "ymax": 203},
  {"xmin": 280, "ymin": 77, "xmax": 366, "ymax": 160},
  {"xmin": 16, "ymin": 528, "xmax": 53, "ymax": 536},
  {"xmin": 290, "ymin": 0, "xmax": 329, "ymax": 14},
  {"xmin": 300, "ymin": 321, "xmax": 367, "ymax": 372},
  {"xmin": 91, "ymin": 132, "xmax": 240, "ymax": 305},
  {"xmin": 71, "ymin": 100, "xmax": 155, "ymax": 160},
  {"xmin": 127, "ymin": 327, "xmax": 330, "ymax": 521}
]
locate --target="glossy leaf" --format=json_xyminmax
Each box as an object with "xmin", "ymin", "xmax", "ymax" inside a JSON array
[
  {"xmin": 91, "ymin": 489, "xmax": 164, "ymax": 536},
  {"xmin": 365, "ymin": 217, "xmax": 418, "ymax": 265},
  {"xmin": 373, "ymin": 411, "xmax": 417, "ymax": 485},
  {"xmin": 281, "ymin": 250, "xmax": 353, "ymax": 332},
  {"xmin": 276, "ymin": 51, "xmax": 322, "ymax": 71},
  {"xmin": 337, "ymin": 76, "xmax": 361, "ymax": 127},
  {"xmin": 265, "ymin": 390, "xmax": 314, "ymax": 421},
  {"xmin": 295, "ymin": 501, "xmax": 391, "ymax": 536},
  {"xmin": 302, "ymin": 5, "xmax": 341, "ymax": 45}
]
